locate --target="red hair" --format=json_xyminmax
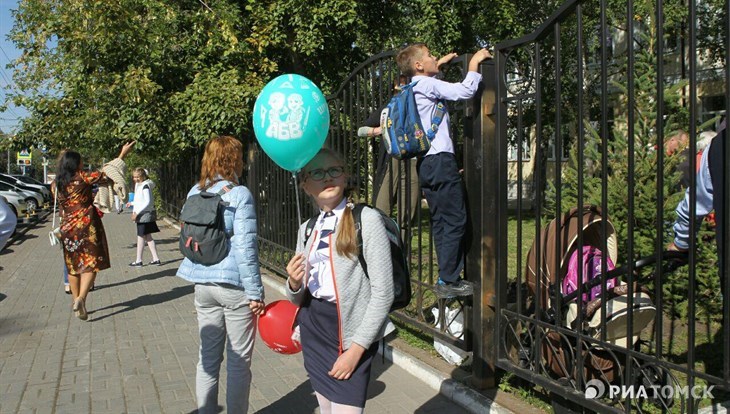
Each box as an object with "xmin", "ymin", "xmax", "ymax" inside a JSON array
[{"xmin": 198, "ymin": 135, "xmax": 244, "ymax": 190}]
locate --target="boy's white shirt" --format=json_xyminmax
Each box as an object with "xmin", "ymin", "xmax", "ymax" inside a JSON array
[{"xmin": 411, "ymin": 71, "xmax": 483, "ymax": 156}]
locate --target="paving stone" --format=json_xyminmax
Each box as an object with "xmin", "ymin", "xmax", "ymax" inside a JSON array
[{"xmin": 0, "ymin": 212, "xmax": 465, "ymax": 413}]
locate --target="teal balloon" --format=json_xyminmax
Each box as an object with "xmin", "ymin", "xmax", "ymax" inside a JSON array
[{"xmin": 253, "ymin": 74, "xmax": 330, "ymax": 172}]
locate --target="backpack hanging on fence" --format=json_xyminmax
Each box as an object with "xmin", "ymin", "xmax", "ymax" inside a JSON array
[
  {"xmin": 304, "ymin": 204, "xmax": 412, "ymax": 312},
  {"xmin": 379, "ymin": 82, "xmax": 446, "ymax": 160},
  {"xmin": 179, "ymin": 184, "xmax": 237, "ymax": 265}
]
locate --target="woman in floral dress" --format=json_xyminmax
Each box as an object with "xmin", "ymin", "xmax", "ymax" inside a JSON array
[{"xmin": 52, "ymin": 142, "xmax": 135, "ymax": 320}]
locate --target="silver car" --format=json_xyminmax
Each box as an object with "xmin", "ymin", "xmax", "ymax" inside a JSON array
[
  {"xmin": 0, "ymin": 188, "xmax": 28, "ymax": 217},
  {"xmin": 0, "ymin": 181, "xmax": 42, "ymax": 213},
  {"xmin": 3, "ymin": 174, "xmax": 52, "ymax": 202}
]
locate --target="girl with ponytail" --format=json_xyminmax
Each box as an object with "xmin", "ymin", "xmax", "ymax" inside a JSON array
[{"xmin": 286, "ymin": 148, "xmax": 394, "ymax": 413}]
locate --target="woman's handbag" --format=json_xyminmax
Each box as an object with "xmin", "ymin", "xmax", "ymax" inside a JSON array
[
  {"xmin": 136, "ymin": 209, "xmax": 157, "ymax": 223},
  {"xmin": 49, "ymin": 190, "xmax": 61, "ymax": 247}
]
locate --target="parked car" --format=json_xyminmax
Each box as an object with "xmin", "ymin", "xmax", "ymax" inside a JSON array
[
  {"xmin": 0, "ymin": 173, "xmax": 52, "ymax": 203},
  {"xmin": 0, "ymin": 181, "xmax": 42, "ymax": 212},
  {"xmin": 8, "ymin": 173, "xmax": 52, "ymax": 192},
  {"xmin": 0, "ymin": 187, "xmax": 28, "ymax": 217}
]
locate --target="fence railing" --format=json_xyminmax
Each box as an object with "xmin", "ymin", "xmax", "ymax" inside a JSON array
[
  {"xmin": 486, "ymin": 0, "xmax": 730, "ymax": 411},
  {"xmin": 244, "ymin": 50, "xmax": 478, "ymax": 350},
  {"xmin": 158, "ymin": 0, "xmax": 729, "ymax": 410}
]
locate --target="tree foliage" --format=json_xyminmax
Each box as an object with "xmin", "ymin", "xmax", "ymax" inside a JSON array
[{"xmin": 4, "ymin": 0, "xmax": 559, "ymax": 160}]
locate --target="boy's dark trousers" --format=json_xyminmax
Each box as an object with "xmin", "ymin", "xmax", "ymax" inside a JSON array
[{"xmin": 417, "ymin": 152, "xmax": 465, "ymax": 283}]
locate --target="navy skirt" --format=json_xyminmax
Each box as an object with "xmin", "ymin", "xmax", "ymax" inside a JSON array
[
  {"xmin": 297, "ymin": 295, "xmax": 378, "ymax": 407},
  {"xmin": 136, "ymin": 221, "xmax": 160, "ymax": 237}
]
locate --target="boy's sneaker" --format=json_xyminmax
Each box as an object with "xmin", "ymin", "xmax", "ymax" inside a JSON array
[{"xmin": 435, "ymin": 278, "xmax": 474, "ymax": 298}]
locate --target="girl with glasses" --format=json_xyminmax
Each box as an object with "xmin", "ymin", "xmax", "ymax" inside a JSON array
[{"xmin": 285, "ymin": 148, "xmax": 394, "ymax": 414}]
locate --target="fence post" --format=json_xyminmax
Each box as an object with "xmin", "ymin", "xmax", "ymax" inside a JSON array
[{"xmin": 465, "ymin": 58, "xmax": 498, "ymax": 389}]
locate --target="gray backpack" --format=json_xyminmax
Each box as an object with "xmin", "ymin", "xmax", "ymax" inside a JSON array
[{"xmin": 179, "ymin": 184, "xmax": 236, "ymax": 265}]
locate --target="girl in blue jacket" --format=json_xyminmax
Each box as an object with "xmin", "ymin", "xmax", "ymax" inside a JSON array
[{"xmin": 176, "ymin": 135, "xmax": 265, "ymax": 414}]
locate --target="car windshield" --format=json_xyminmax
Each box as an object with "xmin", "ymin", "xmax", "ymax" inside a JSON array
[{"xmin": 14, "ymin": 175, "xmax": 43, "ymax": 185}]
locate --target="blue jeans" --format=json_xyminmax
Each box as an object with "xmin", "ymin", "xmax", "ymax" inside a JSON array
[
  {"xmin": 194, "ymin": 283, "xmax": 256, "ymax": 414},
  {"xmin": 63, "ymin": 263, "xmax": 69, "ymax": 286}
]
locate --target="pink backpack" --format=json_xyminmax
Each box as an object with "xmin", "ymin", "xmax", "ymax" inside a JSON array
[{"xmin": 563, "ymin": 246, "xmax": 617, "ymax": 304}]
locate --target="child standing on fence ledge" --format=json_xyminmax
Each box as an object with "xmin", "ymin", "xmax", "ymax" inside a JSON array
[
  {"xmin": 396, "ymin": 43, "xmax": 492, "ymax": 298},
  {"xmin": 285, "ymin": 148, "xmax": 393, "ymax": 413}
]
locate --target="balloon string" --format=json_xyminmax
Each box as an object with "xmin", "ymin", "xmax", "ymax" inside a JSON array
[{"xmin": 293, "ymin": 171, "xmax": 302, "ymax": 226}]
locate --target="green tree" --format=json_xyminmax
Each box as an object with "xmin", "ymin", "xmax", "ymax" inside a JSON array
[{"xmin": 4, "ymin": 0, "xmax": 560, "ymax": 161}]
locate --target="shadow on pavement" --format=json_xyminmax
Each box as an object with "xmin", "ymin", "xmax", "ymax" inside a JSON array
[
  {"xmin": 185, "ymin": 405, "xmax": 223, "ymax": 414},
  {"xmin": 148, "ymin": 238, "xmax": 179, "ymax": 246},
  {"xmin": 255, "ymin": 381, "xmax": 319, "ymax": 413},
  {"xmin": 96, "ymin": 265, "xmax": 181, "ymax": 290},
  {"xmin": 89, "ymin": 284, "xmax": 193, "ymax": 321}
]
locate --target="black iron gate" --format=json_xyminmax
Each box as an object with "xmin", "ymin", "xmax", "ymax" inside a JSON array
[
  {"xmin": 484, "ymin": 0, "xmax": 730, "ymax": 412},
  {"xmin": 158, "ymin": 0, "xmax": 729, "ymax": 409}
]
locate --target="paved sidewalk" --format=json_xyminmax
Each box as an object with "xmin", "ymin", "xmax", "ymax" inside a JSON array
[{"xmin": 0, "ymin": 211, "xmax": 465, "ymax": 413}]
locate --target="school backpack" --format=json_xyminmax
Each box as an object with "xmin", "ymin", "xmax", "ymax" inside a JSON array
[
  {"xmin": 379, "ymin": 82, "xmax": 446, "ymax": 160},
  {"xmin": 179, "ymin": 184, "xmax": 237, "ymax": 265},
  {"xmin": 304, "ymin": 204, "xmax": 412, "ymax": 312},
  {"xmin": 562, "ymin": 245, "xmax": 617, "ymax": 304}
]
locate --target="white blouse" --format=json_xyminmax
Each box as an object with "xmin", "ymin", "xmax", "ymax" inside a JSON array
[{"xmin": 307, "ymin": 198, "xmax": 347, "ymax": 302}]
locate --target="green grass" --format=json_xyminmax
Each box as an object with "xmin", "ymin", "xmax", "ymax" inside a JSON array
[
  {"xmin": 498, "ymin": 371, "xmax": 552, "ymax": 412},
  {"xmin": 507, "ymin": 215, "xmax": 537, "ymax": 281},
  {"xmin": 390, "ymin": 316, "xmax": 438, "ymax": 355}
]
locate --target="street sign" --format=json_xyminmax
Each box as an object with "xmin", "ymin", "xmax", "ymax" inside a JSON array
[{"xmin": 17, "ymin": 149, "xmax": 32, "ymax": 166}]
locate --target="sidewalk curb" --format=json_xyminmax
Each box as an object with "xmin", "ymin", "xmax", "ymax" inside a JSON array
[
  {"xmin": 260, "ymin": 272, "xmax": 508, "ymax": 414},
  {"xmin": 164, "ymin": 216, "xmax": 508, "ymax": 413}
]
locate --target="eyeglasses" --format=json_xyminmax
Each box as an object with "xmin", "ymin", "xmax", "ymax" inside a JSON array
[{"xmin": 306, "ymin": 166, "xmax": 345, "ymax": 181}]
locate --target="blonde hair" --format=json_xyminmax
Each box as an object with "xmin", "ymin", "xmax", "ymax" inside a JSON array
[
  {"xmin": 396, "ymin": 43, "xmax": 427, "ymax": 77},
  {"xmin": 198, "ymin": 135, "xmax": 243, "ymax": 190},
  {"xmin": 304, "ymin": 148, "xmax": 358, "ymax": 259},
  {"xmin": 133, "ymin": 167, "xmax": 148, "ymax": 180}
]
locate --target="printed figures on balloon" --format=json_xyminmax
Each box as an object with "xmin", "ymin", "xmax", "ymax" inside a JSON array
[{"xmin": 253, "ymin": 74, "xmax": 330, "ymax": 172}]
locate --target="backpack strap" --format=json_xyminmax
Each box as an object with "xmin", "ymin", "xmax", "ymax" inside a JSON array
[
  {"xmin": 214, "ymin": 184, "xmax": 239, "ymax": 207},
  {"xmin": 425, "ymin": 101, "xmax": 446, "ymax": 140},
  {"xmin": 303, "ymin": 213, "xmax": 320, "ymax": 245},
  {"xmin": 216, "ymin": 184, "xmax": 237, "ymax": 195},
  {"xmin": 407, "ymin": 80, "xmax": 446, "ymax": 141},
  {"xmin": 352, "ymin": 204, "xmax": 369, "ymax": 278}
]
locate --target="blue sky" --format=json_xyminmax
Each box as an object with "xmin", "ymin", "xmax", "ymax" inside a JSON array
[{"xmin": 0, "ymin": 0, "xmax": 28, "ymax": 135}]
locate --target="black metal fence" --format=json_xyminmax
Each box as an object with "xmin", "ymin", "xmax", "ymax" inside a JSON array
[
  {"xmin": 159, "ymin": 152, "xmax": 201, "ymax": 220},
  {"xmin": 159, "ymin": 0, "xmax": 729, "ymax": 410},
  {"xmin": 245, "ymin": 50, "xmax": 478, "ymax": 350},
  {"xmin": 484, "ymin": 0, "xmax": 730, "ymax": 412}
]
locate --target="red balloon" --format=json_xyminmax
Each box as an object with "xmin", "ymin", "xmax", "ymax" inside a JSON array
[{"xmin": 258, "ymin": 300, "xmax": 302, "ymax": 354}]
